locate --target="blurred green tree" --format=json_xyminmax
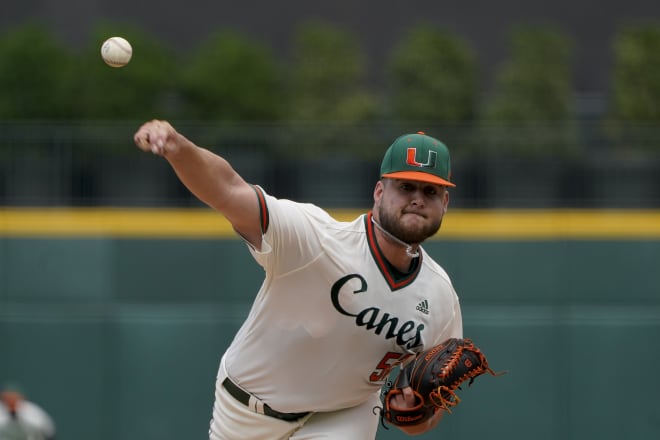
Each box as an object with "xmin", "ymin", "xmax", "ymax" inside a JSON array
[
  {"xmin": 280, "ymin": 21, "xmax": 380, "ymax": 157},
  {"xmin": 179, "ymin": 31, "xmax": 283, "ymax": 122},
  {"xmin": 611, "ymin": 23, "xmax": 660, "ymax": 122},
  {"xmin": 607, "ymin": 23, "xmax": 660, "ymax": 152},
  {"xmin": 0, "ymin": 23, "xmax": 75, "ymax": 119},
  {"xmin": 480, "ymin": 26, "xmax": 577, "ymax": 155},
  {"xmin": 286, "ymin": 21, "xmax": 378, "ymax": 122},
  {"xmin": 483, "ymin": 26, "xmax": 574, "ymax": 121},
  {"xmin": 387, "ymin": 25, "xmax": 478, "ymax": 124}
]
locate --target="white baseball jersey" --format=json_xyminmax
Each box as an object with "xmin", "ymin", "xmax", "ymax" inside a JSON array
[{"xmin": 221, "ymin": 187, "xmax": 463, "ymax": 414}]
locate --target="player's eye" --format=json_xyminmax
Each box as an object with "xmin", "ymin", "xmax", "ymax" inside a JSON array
[
  {"xmin": 400, "ymin": 182, "xmax": 415, "ymax": 192},
  {"xmin": 424, "ymin": 186, "xmax": 438, "ymax": 196}
]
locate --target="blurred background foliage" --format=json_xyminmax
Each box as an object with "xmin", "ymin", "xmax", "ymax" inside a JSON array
[
  {"xmin": 0, "ymin": 23, "xmax": 75, "ymax": 120},
  {"xmin": 0, "ymin": 19, "xmax": 659, "ymax": 207},
  {"xmin": 179, "ymin": 30, "xmax": 283, "ymax": 122},
  {"xmin": 276, "ymin": 22, "xmax": 380, "ymax": 157},
  {"xmin": 0, "ymin": 20, "xmax": 659, "ymax": 144},
  {"xmin": 611, "ymin": 24, "xmax": 660, "ymax": 123},
  {"xmin": 387, "ymin": 25, "xmax": 478, "ymax": 125},
  {"xmin": 483, "ymin": 26, "xmax": 575, "ymax": 123},
  {"xmin": 604, "ymin": 24, "xmax": 660, "ymax": 153},
  {"xmin": 286, "ymin": 21, "xmax": 379, "ymax": 123},
  {"xmin": 478, "ymin": 26, "xmax": 578, "ymax": 156},
  {"xmin": 2, "ymin": 20, "xmax": 658, "ymax": 130}
]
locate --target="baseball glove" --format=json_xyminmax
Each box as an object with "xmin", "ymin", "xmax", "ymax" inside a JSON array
[{"xmin": 381, "ymin": 337, "xmax": 504, "ymax": 427}]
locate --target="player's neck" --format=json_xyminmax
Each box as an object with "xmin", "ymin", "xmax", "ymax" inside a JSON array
[{"xmin": 371, "ymin": 217, "xmax": 419, "ymax": 271}]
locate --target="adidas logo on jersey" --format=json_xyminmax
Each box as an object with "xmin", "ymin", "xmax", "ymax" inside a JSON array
[{"xmin": 416, "ymin": 300, "xmax": 429, "ymax": 315}]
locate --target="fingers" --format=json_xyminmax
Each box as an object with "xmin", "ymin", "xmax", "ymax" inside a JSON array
[
  {"xmin": 391, "ymin": 387, "xmax": 417, "ymax": 409},
  {"xmin": 134, "ymin": 120, "xmax": 174, "ymax": 156},
  {"xmin": 401, "ymin": 387, "xmax": 416, "ymax": 406}
]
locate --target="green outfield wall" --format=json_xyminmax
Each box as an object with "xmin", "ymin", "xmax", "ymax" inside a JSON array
[{"xmin": 1, "ymin": 209, "xmax": 659, "ymax": 440}]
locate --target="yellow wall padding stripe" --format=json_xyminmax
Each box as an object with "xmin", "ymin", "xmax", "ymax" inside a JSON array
[
  {"xmin": 0, "ymin": 208, "xmax": 234, "ymax": 238},
  {"xmin": 1, "ymin": 208, "xmax": 660, "ymax": 239},
  {"xmin": 440, "ymin": 209, "xmax": 660, "ymax": 239}
]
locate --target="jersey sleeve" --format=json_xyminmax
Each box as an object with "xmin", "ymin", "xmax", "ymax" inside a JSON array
[{"xmin": 247, "ymin": 187, "xmax": 332, "ymax": 276}]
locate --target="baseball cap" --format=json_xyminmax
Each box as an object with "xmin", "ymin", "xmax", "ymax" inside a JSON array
[{"xmin": 380, "ymin": 132, "xmax": 455, "ymax": 187}]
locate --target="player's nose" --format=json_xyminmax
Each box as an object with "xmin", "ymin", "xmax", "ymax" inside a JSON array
[{"xmin": 409, "ymin": 191, "xmax": 425, "ymax": 207}]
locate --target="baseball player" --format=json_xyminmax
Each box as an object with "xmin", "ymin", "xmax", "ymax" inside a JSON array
[
  {"xmin": 0, "ymin": 389, "xmax": 56, "ymax": 440},
  {"xmin": 134, "ymin": 122, "xmax": 463, "ymax": 439}
]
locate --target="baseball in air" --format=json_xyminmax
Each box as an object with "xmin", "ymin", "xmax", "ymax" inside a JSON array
[{"xmin": 101, "ymin": 36, "xmax": 132, "ymax": 67}]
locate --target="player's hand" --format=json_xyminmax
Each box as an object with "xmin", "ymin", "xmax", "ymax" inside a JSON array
[
  {"xmin": 134, "ymin": 119, "xmax": 181, "ymax": 157},
  {"xmin": 392, "ymin": 386, "xmax": 444, "ymax": 435},
  {"xmin": 390, "ymin": 386, "xmax": 416, "ymax": 409}
]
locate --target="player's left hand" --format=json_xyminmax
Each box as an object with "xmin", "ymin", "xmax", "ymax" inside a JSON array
[
  {"xmin": 386, "ymin": 386, "xmax": 443, "ymax": 435},
  {"xmin": 390, "ymin": 386, "xmax": 415, "ymax": 408},
  {"xmin": 381, "ymin": 338, "xmax": 505, "ymax": 433}
]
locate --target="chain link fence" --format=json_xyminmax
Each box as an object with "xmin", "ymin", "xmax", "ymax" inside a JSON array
[{"xmin": 1, "ymin": 121, "xmax": 659, "ymax": 208}]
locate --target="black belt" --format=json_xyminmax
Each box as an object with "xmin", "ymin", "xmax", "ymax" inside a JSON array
[{"xmin": 222, "ymin": 377, "xmax": 309, "ymax": 422}]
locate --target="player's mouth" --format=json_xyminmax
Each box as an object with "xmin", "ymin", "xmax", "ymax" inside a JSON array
[{"xmin": 402, "ymin": 210, "xmax": 426, "ymax": 219}]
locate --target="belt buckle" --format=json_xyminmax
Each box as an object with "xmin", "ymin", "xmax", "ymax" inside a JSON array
[
  {"xmin": 248, "ymin": 395, "xmax": 267, "ymax": 415},
  {"xmin": 223, "ymin": 377, "xmax": 308, "ymax": 422}
]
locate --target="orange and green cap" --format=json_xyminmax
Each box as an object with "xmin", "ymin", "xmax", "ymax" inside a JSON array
[{"xmin": 380, "ymin": 132, "xmax": 455, "ymax": 187}]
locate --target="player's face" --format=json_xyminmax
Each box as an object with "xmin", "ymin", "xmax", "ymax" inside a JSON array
[{"xmin": 374, "ymin": 178, "xmax": 449, "ymax": 244}]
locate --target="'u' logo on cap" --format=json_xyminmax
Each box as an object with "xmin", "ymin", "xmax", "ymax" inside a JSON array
[{"xmin": 406, "ymin": 148, "xmax": 437, "ymax": 169}]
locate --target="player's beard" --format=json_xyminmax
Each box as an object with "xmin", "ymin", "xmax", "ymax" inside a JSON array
[{"xmin": 377, "ymin": 205, "xmax": 442, "ymax": 245}]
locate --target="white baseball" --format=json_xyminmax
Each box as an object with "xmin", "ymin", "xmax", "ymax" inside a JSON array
[{"xmin": 101, "ymin": 36, "xmax": 133, "ymax": 67}]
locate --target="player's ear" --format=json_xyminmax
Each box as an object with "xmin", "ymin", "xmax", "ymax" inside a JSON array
[{"xmin": 374, "ymin": 180, "xmax": 385, "ymax": 202}]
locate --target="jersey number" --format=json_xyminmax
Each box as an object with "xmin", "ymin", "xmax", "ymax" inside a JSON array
[{"xmin": 369, "ymin": 351, "xmax": 414, "ymax": 382}]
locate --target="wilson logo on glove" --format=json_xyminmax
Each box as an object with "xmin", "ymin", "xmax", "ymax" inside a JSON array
[{"xmin": 375, "ymin": 338, "xmax": 506, "ymax": 428}]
